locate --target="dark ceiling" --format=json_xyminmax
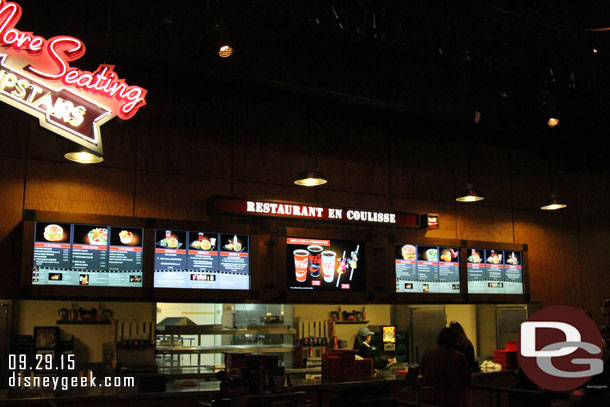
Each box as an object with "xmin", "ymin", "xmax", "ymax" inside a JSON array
[{"xmin": 10, "ymin": 0, "xmax": 610, "ymax": 153}]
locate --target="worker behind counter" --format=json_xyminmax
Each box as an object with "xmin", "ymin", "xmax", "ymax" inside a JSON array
[{"xmin": 353, "ymin": 327, "xmax": 396, "ymax": 369}]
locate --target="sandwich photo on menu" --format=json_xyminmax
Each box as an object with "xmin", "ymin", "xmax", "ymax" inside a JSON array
[{"xmin": 36, "ymin": 222, "xmax": 71, "ymax": 243}]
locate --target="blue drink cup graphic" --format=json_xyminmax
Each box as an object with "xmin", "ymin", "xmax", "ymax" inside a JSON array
[{"xmin": 307, "ymin": 245, "xmax": 323, "ymax": 278}]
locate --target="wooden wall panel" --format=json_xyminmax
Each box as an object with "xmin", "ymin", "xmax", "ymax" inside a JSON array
[
  {"xmin": 579, "ymin": 173, "xmax": 610, "ymax": 219},
  {"xmin": 24, "ymin": 161, "xmax": 134, "ymax": 216},
  {"xmin": 513, "ymin": 210, "xmax": 582, "ymax": 308},
  {"xmin": 317, "ymin": 189, "xmax": 390, "ymax": 210},
  {"xmin": 390, "ymin": 136, "xmax": 457, "ymax": 203},
  {"xmin": 0, "ymin": 157, "xmax": 26, "ymax": 295},
  {"xmin": 231, "ymin": 97, "xmax": 310, "ymax": 186},
  {"xmin": 231, "ymin": 180, "xmax": 316, "ymax": 203},
  {"xmin": 456, "ymin": 205, "xmax": 513, "ymax": 242},
  {"xmin": 315, "ymin": 127, "xmax": 390, "ymax": 196},
  {"xmin": 26, "ymin": 123, "xmax": 76, "ymax": 164},
  {"xmin": 0, "ymin": 104, "xmax": 29, "ymax": 159},
  {"xmin": 232, "ymin": 131, "xmax": 309, "ymax": 186},
  {"xmin": 578, "ymin": 217, "xmax": 610, "ymax": 325},
  {"xmin": 136, "ymin": 125, "xmax": 232, "ymax": 179},
  {"xmin": 87, "ymin": 120, "xmax": 138, "ymax": 170},
  {"xmin": 509, "ymin": 151, "xmax": 551, "ymax": 212},
  {"xmin": 454, "ymin": 142, "xmax": 513, "ymax": 209},
  {"xmin": 134, "ymin": 172, "xmax": 232, "ymax": 221}
]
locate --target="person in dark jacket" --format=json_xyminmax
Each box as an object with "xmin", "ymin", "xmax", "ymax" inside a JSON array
[
  {"xmin": 420, "ymin": 327, "xmax": 472, "ymax": 407},
  {"xmin": 353, "ymin": 327, "xmax": 396, "ymax": 369},
  {"xmin": 449, "ymin": 321, "xmax": 479, "ymax": 372}
]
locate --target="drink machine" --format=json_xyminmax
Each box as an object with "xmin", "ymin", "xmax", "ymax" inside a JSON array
[
  {"xmin": 382, "ymin": 326, "xmax": 396, "ymax": 351},
  {"xmin": 369, "ymin": 325, "xmax": 408, "ymax": 364}
]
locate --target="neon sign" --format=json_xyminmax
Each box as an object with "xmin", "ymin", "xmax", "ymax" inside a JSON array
[
  {"xmin": 207, "ymin": 196, "xmax": 438, "ymax": 228},
  {"xmin": 0, "ymin": 0, "xmax": 147, "ymax": 155}
]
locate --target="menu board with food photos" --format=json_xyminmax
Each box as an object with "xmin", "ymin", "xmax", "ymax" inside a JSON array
[
  {"xmin": 287, "ymin": 238, "xmax": 365, "ymax": 291},
  {"xmin": 32, "ymin": 222, "xmax": 143, "ymax": 287},
  {"xmin": 466, "ymin": 248, "xmax": 523, "ymax": 294},
  {"xmin": 395, "ymin": 244, "xmax": 460, "ymax": 294},
  {"xmin": 153, "ymin": 229, "xmax": 249, "ymax": 290}
]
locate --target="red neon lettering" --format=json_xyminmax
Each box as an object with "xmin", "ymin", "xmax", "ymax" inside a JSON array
[
  {"xmin": 25, "ymin": 36, "xmax": 86, "ymax": 80},
  {"xmin": 0, "ymin": 0, "xmax": 147, "ymax": 119},
  {"xmin": 0, "ymin": 0, "xmax": 20, "ymax": 39}
]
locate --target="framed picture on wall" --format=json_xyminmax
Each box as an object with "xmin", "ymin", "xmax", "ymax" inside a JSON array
[{"xmin": 34, "ymin": 326, "xmax": 59, "ymax": 349}]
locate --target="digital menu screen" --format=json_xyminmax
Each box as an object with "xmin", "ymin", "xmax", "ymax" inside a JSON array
[
  {"xmin": 287, "ymin": 238, "xmax": 365, "ymax": 291},
  {"xmin": 32, "ymin": 222, "xmax": 144, "ymax": 287},
  {"xmin": 395, "ymin": 244, "xmax": 460, "ymax": 294},
  {"xmin": 466, "ymin": 248, "xmax": 523, "ymax": 294},
  {"xmin": 153, "ymin": 229, "xmax": 249, "ymax": 290}
]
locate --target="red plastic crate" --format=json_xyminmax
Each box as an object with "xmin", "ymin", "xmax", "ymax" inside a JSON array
[
  {"xmin": 322, "ymin": 353, "xmax": 342, "ymax": 381},
  {"xmin": 494, "ymin": 350, "xmax": 517, "ymax": 368}
]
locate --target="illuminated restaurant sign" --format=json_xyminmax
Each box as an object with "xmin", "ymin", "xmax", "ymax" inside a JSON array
[
  {"xmin": 0, "ymin": 0, "xmax": 147, "ymax": 155},
  {"xmin": 208, "ymin": 197, "xmax": 438, "ymax": 228}
]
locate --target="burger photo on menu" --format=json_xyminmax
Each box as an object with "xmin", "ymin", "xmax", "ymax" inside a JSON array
[
  {"xmin": 36, "ymin": 222, "xmax": 71, "ymax": 243},
  {"xmin": 156, "ymin": 230, "xmax": 186, "ymax": 249},
  {"xmin": 401, "ymin": 244, "xmax": 416, "ymax": 260}
]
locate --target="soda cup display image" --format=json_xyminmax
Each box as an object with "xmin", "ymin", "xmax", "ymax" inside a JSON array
[
  {"xmin": 321, "ymin": 251, "xmax": 336, "ymax": 283},
  {"xmin": 293, "ymin": 250, "xmax": 309, "ymax": 282},
  {"xmin": 307, "ymin": 245, "xmax": 323, "ymax": 278}
]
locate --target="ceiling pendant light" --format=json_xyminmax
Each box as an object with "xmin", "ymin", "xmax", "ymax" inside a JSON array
[
  {"xmin": 456, "ymin": 113, "xmax": 484, "ymax": 202},
  {"xmin": 294, "ymin": 169, "xmax": 327, "ymax": 186},
  {"xmin": 64, "ymin": 151, "xmax": 104, "ymax": 164},
  {"xmin": 295, "ymin": 124, "xmax": 327, "ymax": 187},
  {"xmin": 218, "ymin": 44, "xmax": 233, "ymax": 58},
  {"xmin": 540, "ymin": 168, "xmax": 566, "ymax": 210},
  {"xmin": 539, "ymin": 89, "xmax": 559, "ymax": 128},
  {"xmin": 540, "ymin": 193, "xmax": 567, "ymax": 210},
  {"xmin": 456, "ymin": 183, "xmax": 484, "ymax": 202}
]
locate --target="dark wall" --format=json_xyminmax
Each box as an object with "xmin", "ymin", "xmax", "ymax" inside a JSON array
[{"xmin": 1, "ymin": 81, "xmax": 608, "ymax": 323}]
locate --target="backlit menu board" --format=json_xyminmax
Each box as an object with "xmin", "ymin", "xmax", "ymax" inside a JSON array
[
  {"xmin": 395, "ymin": 244, "xmax": 460, "ymax": 293},
  {"xmin": 154, "ymin": 229, "xmax": 249, "ymax": 290},
  {"xmin": 287, "ymin": 238, "xmax": 365, "ymax": 291},
  {"xmin": 466, "ymin": 248, "xmax": 523, "ymax": 294},
  {"xmin": 32, "ymin": 222, "xmax": 143, "ymax": 287}
]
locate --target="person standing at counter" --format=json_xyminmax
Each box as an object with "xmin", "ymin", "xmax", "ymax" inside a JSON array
[
  {"xmin": 353, "ymin": 327, "xmax": 396, "ymax": 369},
  {"xmin": 420, "ymin": 327, "xmax": 472, "ymax": 407},
  {"xmin": 449, "ymin": 321, "xmax": 479, "ymax": 372}
]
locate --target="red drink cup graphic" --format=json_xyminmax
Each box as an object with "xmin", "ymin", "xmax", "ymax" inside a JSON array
[
  {"xmin": 308, "ymin": 245, "xmax": 323, "ymax": 278},
  {"xmin": 322, "ymin": 251, "xmax": 336, "ymax": 283},
  {"xmin": 293, "ymin": 250, "xmax": 309, "ymax": 282}
]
